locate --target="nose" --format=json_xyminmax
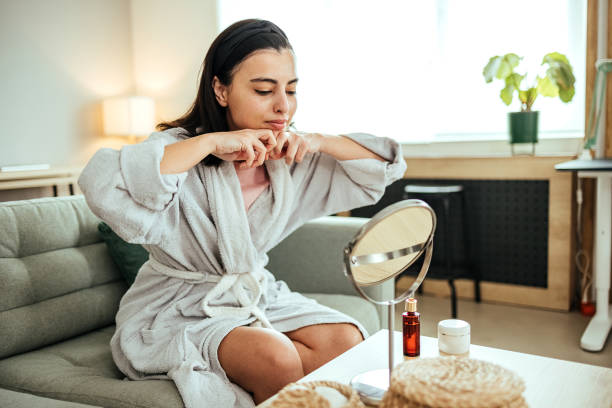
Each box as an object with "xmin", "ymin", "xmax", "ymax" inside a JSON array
[{"xmin": 273, "ymin": 91, "xmax": 290, "ymax": 113}]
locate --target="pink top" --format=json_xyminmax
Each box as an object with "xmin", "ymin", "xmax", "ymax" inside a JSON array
[{"xmin": 234, "ymin": 162, "xmax": 270, "ymax": 211}]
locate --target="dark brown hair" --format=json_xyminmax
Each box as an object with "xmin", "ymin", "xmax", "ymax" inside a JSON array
[{"xmin": 156, "ymin": 19, "xmax": 293, "ymax": 166}]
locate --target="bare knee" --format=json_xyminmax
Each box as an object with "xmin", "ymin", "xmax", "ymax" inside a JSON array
[
  {"xmin": 247, "ymin": 339, "xmax": 303, "ymax": 403},
  {"xmin": 328, "ymin": 323, "xmax": 363, "ymax": 353},
  {"xmin": 287, "ymin": 323, "xmax": 364, "ymax": 376},
  {"xmin": 218, "ymin": 327, "xmax": 303, "ymax": 404},
  {"xmin": 266, "ymin": 343, "xmax": 304, "ymax": 382}
]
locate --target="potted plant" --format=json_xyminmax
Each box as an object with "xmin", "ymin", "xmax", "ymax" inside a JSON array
[{"xmin": 483, "ymin": 52, "xmax": 576, "ymax": 154}]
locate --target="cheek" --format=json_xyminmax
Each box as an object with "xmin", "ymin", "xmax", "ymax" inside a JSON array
[
  {"xmin": 229, "ymin": 94, "xmax": 265, "ymax": 126},
  {"xmin": 288, "ymin": 98, "xmax": 297, "ymax": 121},
  {"xmin": 291, "ymin": 98, "xmax": 298, "ymax": 114}
]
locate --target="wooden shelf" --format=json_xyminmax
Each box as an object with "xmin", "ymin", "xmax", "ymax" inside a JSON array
[{"xmin": 0, "ymin": 165, "xmax": 83, "ymax": 193}]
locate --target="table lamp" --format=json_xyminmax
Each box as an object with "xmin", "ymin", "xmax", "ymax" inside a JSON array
[
  {"xmin": 103, "ymin": 96, "xmax": 155, "ymax": 143},
  {"xmin": 343, "ymin": 199, "xmax": 436, "ymax": 406}
]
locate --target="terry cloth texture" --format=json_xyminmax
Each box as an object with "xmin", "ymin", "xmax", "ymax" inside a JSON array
[{"xmin": 77, "ymin": 127, "xmax": 407, "ymax": 408}]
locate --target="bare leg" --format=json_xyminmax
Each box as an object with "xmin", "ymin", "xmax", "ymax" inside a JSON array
[
  {"xmin": 285, "ymin": 323, "xmax": 364, "ymax": 375},
  {"xmin": 218, "ymin": 326, "xmax": 304, "ymax": 404}
]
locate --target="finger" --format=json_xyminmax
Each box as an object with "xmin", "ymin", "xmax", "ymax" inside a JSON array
[
  {"xmin": 259, "ymin": 130, "xmax": 277, "ymax": 151},
  {"xmin": 274, "ymin": 132, "xmax": 287, "ymax": 156},
  {"xmin": 253, "ymin": 139, "xmax": 267, "ymax": 166},
  {"xmin": 285, "ymin": 135, "xmax": 299, "ymax": 165},
  {"xmin": 243, "ymin": 144, "xmax": 256, "ymax": 168},
  {"xmin": 295, "ymin": 140, "xmax": 308, "ymax": 163}
]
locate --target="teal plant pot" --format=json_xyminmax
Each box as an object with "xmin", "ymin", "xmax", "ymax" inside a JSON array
[{"xmin": 508, "ymin": 111, "xmax": 539, "ymax": 144}]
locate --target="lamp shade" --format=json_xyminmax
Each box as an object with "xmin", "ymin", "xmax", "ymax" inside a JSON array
[{"xmin": 103, "ymin": 96, "xmax": 155, "ymax": 137}]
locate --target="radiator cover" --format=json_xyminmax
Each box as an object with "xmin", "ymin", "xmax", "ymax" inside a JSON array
[{"xmin": 350, "ymin": 178, "xmax": 549, "ymax": 288}]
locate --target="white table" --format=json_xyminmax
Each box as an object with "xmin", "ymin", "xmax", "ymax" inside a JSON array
[
  {"xmin": 262, "ymin": 330, "xmax": 612, "ymax": 407},
  {"xmin": 556, "ymin": 159, "xmax": 612, "ymax": 351}
]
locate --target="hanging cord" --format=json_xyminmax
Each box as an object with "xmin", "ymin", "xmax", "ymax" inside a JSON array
[{"xmin": 574, "ymin": 179, "xmax": 592, "ymax": 306}]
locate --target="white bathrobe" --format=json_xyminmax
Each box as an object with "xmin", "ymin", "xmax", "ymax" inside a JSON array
[{"xmin": 77, "ymin": 127, "xmax": 407, "ymax": 407}]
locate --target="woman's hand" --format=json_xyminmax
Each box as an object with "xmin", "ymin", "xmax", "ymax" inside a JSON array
[
  {"xmin": 208, "ymin": 129, "xmax": 277, "ymax": 168},
  {"xmin": 268, "ymin": 131, "xmax": 323, "ymax": 165}
]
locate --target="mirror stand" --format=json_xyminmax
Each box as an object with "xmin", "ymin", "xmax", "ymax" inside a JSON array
[
  {"xmin": 349, "ymin": 301, "xmax": 396, "ymax": 406},
  {"xmin": 343, "ymin": 200, "xmax": 436, "ymax": 406}
]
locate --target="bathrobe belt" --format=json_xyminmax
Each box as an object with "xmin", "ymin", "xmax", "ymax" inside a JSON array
[{"xmin": 147, "ymin": 257, "xmax": 273, "ymax": 329}]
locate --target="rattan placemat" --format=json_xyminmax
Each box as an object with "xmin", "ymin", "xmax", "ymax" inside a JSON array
[{"xmin": 381, "ymin": 356, "xmax": 527, "ymax": 408}]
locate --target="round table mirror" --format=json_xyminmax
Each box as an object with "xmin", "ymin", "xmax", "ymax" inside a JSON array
[{"xmin": 343, "ymin": 199, "xmax": 436, "ymax": 406}]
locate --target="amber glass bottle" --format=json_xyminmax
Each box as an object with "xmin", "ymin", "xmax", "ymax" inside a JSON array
[{"xmin": 403, "ymin": 298, "xmax": 420, "ymax": 357}]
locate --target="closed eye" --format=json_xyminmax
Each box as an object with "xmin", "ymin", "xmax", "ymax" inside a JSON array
[{"xmin": 255, "ymin": 90, "xmax": 297, "ymax": 95}]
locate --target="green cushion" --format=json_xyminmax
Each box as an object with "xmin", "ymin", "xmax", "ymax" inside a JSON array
[{"xmin": 97, "ymin": 222, "xmax": 148, "ymax": 285}]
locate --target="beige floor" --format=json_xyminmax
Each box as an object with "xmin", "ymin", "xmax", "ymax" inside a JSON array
[{"xmin": 392, "ymin": 293, "xmax": 612, "ymax": 369}]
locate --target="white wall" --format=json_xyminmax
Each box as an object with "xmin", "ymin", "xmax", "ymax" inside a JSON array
[
  {"xmin": 0, "ymin": 0, "xmax": 218, "ymax": 201},
  {"xmin": 0, "ymin": 0, "xmax": 134, "ymax": 167},
  {"xmin": 130, "ymin": 0, "xmax": 218, "ymax": 123}
]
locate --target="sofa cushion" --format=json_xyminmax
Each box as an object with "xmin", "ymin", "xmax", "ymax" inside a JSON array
[
  {"xmin": 98, "ymin": 222, "xmax": 148, "ymax": 285},
  {"xmin": 0, "ymin": 196, "xmax": 125, "ymax": 359},
  {"xmin": 0, "ymin": 295, "xmax": 378, "ymax": 408},
  {"xmin": 0, "ymin": 197, "xmax": 101, "ymax": 259},
  {"xmin": 0, "ymin": 388, "xmax": 100, "ymax": 408},
  {"xmin": 0, "ymin": 326, "xmax": 183, "ymax": 408}
]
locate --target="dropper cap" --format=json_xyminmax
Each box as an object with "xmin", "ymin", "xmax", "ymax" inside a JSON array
[{"xmin": 405, "ymin": 298, "xmax": 417, "ymax": 312}]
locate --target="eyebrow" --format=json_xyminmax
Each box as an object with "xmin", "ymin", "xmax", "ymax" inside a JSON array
[{"xmin": 250, "ymin": 77, "xmax": 299, "ymax": 85}]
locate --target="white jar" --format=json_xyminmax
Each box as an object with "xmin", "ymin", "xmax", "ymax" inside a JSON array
[{"xmin": 438, "ymin": 319, "xmax": 470, "ymax": 355}]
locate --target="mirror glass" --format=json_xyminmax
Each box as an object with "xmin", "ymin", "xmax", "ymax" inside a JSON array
[{"xmin": 350, "ymin": 205, "xmax": 434, "ymax": 287}]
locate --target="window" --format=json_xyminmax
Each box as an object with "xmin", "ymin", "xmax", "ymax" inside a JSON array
[{"xmin": 217, "ymin": 0, "xmax": 587, "ymax": 143}]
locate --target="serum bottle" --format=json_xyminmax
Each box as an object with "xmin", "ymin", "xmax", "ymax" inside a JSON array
[{"xmin": 403, "ymin": 298, "xmax": 420, "ymax": 357}]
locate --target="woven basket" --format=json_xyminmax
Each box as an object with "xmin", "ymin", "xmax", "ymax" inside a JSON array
[
  {"xmin": 381, "ymin": 357, "xmax": 528, "ymax": 408},
  {"xmin": 269, "ymin": 380, "xmax": 366, "ymax": 408}
]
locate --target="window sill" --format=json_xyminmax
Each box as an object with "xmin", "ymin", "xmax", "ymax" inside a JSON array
[{"xmin": 401, "ymin": 133, "xmax": 583, "ymax": 158}]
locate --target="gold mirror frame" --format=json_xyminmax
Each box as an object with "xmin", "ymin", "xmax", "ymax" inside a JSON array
[{"xmin": 343, "ymin": 199, "xmax": 436, "ymax": 306}]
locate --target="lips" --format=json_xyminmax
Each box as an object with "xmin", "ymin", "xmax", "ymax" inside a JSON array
[{"xmin": 266, "ymin": 120, "xmax": 287, "ymax": 130}]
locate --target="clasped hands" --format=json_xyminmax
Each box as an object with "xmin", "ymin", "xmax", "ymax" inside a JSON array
[{"xmin": 210, "ymin": 129, "xmax": 323, "ymax": 169}]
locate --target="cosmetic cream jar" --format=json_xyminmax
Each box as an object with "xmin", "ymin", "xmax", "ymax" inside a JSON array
[{"xmin": 438, "ymin": 319, "xmax": 470, "ymax": 355}]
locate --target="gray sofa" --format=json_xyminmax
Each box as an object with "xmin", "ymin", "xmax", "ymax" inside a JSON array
[{"xmin": 0, "ymin": 195, "xmax": 390, "ymax": 407}]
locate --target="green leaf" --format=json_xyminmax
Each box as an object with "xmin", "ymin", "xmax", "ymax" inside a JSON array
[
  {"xmin": 504, "ymin": 53, "xmax": 521, "ymax": 69},
  {"xmin": 508, "ymin": 72, "xmax": 524, "ymax": 89},
  {"xmin": 542, "ymin": 52, "xmax": 569, "ymax": 65},
  {"xmin": 519, "ymin": 88, "xmax": 537, "ymax": 111},
  {"xmin": 559, "ymin": 86, "xmax": 575, "ymax": 103},
  {"xmin": 501, "ymin": 84, "xmax": 514, "ymax": 105},
  {"xmin": 537, "ymin": 76, "xmax": 559, "ymax": 97},
  {"xmin": 498, "ymin": 53, "xmax": 521, "ymax": 79},
  {"xmin": 483, "ymin": 56, "xmax": 501, "ymax": 83},
  {"xmin": 542, "ymin": 52, "xmax": 576, "ymax": 103},
  {"xmin": 483, "ymin": 53, "xmax": 522, "ymax": 82},
  {"xmin": 526, "ymin": 88, "xmax": 537, "ymax": 110}
]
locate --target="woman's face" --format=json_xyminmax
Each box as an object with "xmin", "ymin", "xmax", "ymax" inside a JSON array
[{"xmin": 213, "ymin": 48, "xmax": 298, "ymax": 134}]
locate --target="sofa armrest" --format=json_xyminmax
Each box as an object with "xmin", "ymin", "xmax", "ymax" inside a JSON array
[{"xmin": 266, "ymin": 216, "xmax": 394, "ymax": 326}]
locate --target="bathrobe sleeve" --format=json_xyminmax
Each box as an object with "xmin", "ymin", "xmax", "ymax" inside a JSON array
[
  {"xmin": 77, "ymin": 129, "xmax": 188, "ymax": 245},
  {"xmin": 289, "ymin": 132, "xmax": 406, "ymax": 223}
]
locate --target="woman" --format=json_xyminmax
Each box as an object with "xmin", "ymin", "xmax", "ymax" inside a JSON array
[{"xmin": 78, "ymin": 18, "xmax": 406, "ymax": 407}]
